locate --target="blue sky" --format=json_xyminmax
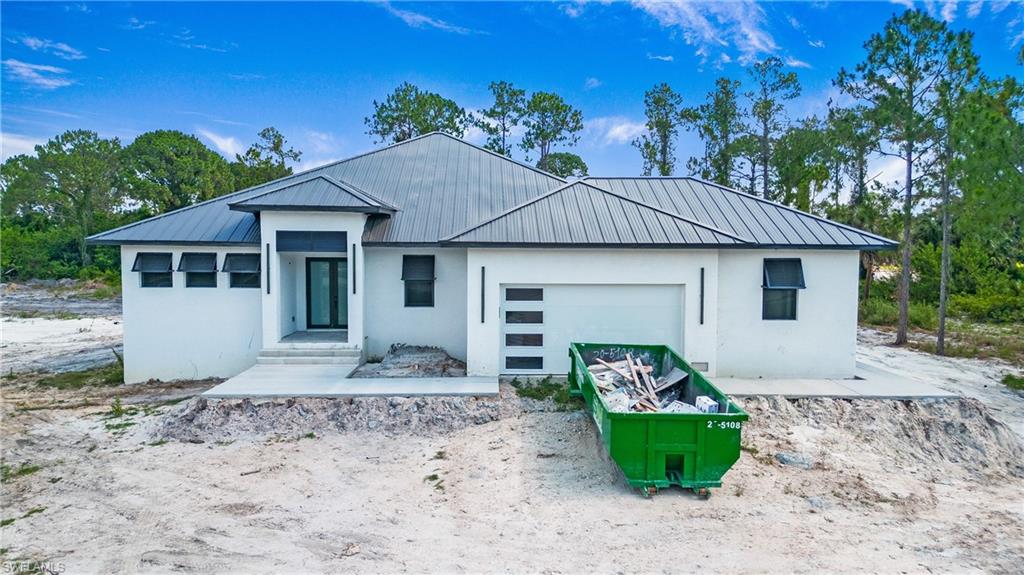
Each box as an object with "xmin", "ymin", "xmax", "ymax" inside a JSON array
[{"xmin": 2, "ymin": 1, "xmax": 1022, "ymax": 180}]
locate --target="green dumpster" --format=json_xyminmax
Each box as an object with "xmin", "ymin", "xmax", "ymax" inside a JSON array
[{"xmin": 568, "ymin": 342, "xmax": 748, "ymax": 498}]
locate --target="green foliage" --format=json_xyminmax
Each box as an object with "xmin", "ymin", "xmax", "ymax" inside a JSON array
[
  {"xmin": 0, "ymin": 463, "xmax": 41, "ymax": 483},
  {"xmin": 38, "ymin": 360, "xmax": 123, "ymax": 390},
  {"xmin": 859, "ymin": 296, "xmax": 937, "ymax": 330},
  {"xmin": 633, "ymin": 83, "xmax": 685, "ymax": 176},
  {"xmin": 543, "ymin": 152, "xmax": 588, "ymax": 178},
  {"xmin": 684, "ymin": 77, "xmax": 742, "ymax": 186},
  {"xmin": 520, "ymin": 91, "xmax": 584, "ymax": 172},
  {"xmin": 231, "ymin": 127, "xmax": 300, "ymax": 190},
  {"xmin": 1003, "ymin": 374, "xmax": 1024, "ymax": 391},
  {"xmin": 474, "ymin": 81, "xmax": 526, "ymax": 157},
  {"xmin": 123, "ymin": 130, "xmax": 234, "ymax": 213},
  {"xmin": 745, "ymin": 56, "xmax": 801, "ymax": 200},
  {"xmin": 365, "ymin": 82, "xmax": 469, "ymax": 144},
  {"xmin": 511, "ymin": 377, "xmax": 581, "ymax": 411}
]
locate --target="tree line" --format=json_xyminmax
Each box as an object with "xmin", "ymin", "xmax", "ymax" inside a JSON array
[
  {"xmin": 2, "ymin": 127, "xmax": 300, "ymax": 278},
  {"xmin": 1, "ymin": 9, "xmax": 1020, "ymax": 350}
]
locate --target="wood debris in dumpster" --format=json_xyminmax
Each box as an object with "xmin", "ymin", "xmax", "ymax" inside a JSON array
[{"xmin": 587, "ymin": 356, "xmax": 719, "ymax": 414}]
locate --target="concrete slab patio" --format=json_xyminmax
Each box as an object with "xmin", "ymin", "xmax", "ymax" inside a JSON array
[
  {"xmin": 202, "ymin": 364, "xmax": 499, "ymax": 398},
  {"xmin": 716, "ymin": 360, "xmax": 958, "ymax": 399}
]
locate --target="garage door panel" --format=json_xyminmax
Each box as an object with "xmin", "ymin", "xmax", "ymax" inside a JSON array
[{"xmin": 500, "ymin": 284, "xmax": 683, "ymax": 375}]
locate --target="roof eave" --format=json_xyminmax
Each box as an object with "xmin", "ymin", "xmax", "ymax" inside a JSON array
[{"xmin": 227, "ymin": 204, "xmax": 395, "ymax": 215}]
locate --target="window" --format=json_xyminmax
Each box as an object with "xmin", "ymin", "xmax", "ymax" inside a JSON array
[
  {"xmin": 506, "ymin": 356, "xmax": 543, "ymax": 370},
  {"xmin": 132, "ymin": 253, "xmax": 172, "ymax": 288},
  {"xmin": 178, "ymin": 253, "xmax": 217, "ymax": 288},
  {"xmin": 762, "ymin": 258, "xmax": 805, "ymax": 320},
  {"xmin": 506, "ymin": 311, "xmax": 543, "ymax": 324},
  {"xmin": 505, "ymin": 288, "xmax": 543, "ymax": 301},
  {"xmin": 506, "ymin": 333, "xmax": 543, "ymax": 347},
  {"xmin": 223, "ymin": 253, "xmax": 261, "ymax": 289},
  {"xmin": 402, "ymin": 255, "xmax": 435, "ymax": 307}
]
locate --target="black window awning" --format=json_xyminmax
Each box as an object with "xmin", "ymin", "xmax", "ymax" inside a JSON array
[
  {"xmin": 276, "ymin": 231, "xmax": 347, "ymax": 252},
  {"xmin": 223, "ymin": 253, "xmax": 261, "ymax": 273},
  {"xmin": 131, "ymin": 252, "xmax": 172, "ymax": 272},
  {"xmin": 763, "ymin": 258, "xmax": 806, "ymax": 289},
  {"xmin": 402, "ymin": 255, "xmax": 435, "ymax": 280},
  {"xmin": 177, "ymin": 252, "xmax": 217, "ymax": 272}
]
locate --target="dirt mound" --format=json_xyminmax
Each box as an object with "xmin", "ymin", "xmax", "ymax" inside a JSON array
[
  {"xmin": 740, "ymin": 396, "xmax": 1024, "ymax": 479},
  {"xmin": 351, "ymin": 344, "xmax": 466, "ymax": 378}
]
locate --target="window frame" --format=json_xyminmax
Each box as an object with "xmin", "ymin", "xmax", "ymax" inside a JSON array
[
  {"xmin": 762, "ymin": 288, "xmax": 798, "ymax": 320},
  {"xmin": 402, "ymin": 255, "xmax": 436, "ymax": 308},
  {"xmin": 761, "ymin": 258, "xmax": 804, "ymax": 321},
  {"xmin": 132, "ymin": 252, "xmax": 173, "ymax": 288},
  {"xmin": 178, "ymin": 253, "xmax": 218, "ymax": 289},
  {"xmin": 223, "ymin": 253, "xmax": 261, "ymax": 289}
]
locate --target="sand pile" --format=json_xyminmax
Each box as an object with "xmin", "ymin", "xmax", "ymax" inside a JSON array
[
  {"xmin": 151, "ymin": 384, "xmax": 556, "ymax": 442},
  {"xmin": 351, "ymin": 344, "xmax": 467, "ymax": 378},
  {"xmin": 740, "ymin": 396, "xmax": 1024, "ymax": 479}
]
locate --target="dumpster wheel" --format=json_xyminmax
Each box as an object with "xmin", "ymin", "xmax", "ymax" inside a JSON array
[
  {"xmin": 643, "ymin": 486, "xmax": 657, "ymax": 498},
  {"xmin": 695, "ymin": 487, "xmax": 710, "ymax": 500}
]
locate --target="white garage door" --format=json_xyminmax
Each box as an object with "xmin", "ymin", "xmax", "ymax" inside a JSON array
[{"xmin": 500, "ymin": 284, "xmax": 684, "ymax": 375}]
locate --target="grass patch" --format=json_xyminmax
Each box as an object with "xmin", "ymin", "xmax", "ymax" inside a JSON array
[
  {"xmin": 1, "ymin": 463, "xmax": 41, "ymax": 483},
  {"xmin": 37, "ymin": 361, "xmax": 122, "ymax": 390},
  {"xmin": 7, "ymin": 309, "xmax": 82, "ymax": 320},
  {"xmin": 1003, "ymin": 374, "xmax": 1024, "ymax": 391},
  {"xmin": 431, "ymin": 450, "xmax": 447, "ymax": 460},
  {"xmin": 301, "ymin": 432, "xmax": 316, "ymax": 440},
  {"xmin": 21, "ymin": 507, "xmax": 45, "ymax": 519},
  {"xmin": 0, "ymin": 518, "xmax": 14, "ymax": 528},
  {"xmin": 147, "ymin": 439, "xmax": 168, "ymax": 447},
  {"xmin": 103, "ymin": 421, "xmax": 135, "ymax": 433},
  {"xmin": 511, "ymin": 377, "xmax": 582, "ymax": 411}
]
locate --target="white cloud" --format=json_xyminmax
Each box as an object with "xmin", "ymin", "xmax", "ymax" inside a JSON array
[
  {"xmin": 380, "ymin": 2, "xmax": 484, "ymax": 35},
  {"xmin": 13, "ymin": 36, "xmax": 85, "ymax": 60},
  {"xmin": 197, "ymin": 128, "xmax": 243, "ymax": 158},
  {"xmin": 305, "ymin": 130, "xmax": 340, "ymax": 155},
  {"xmin": 463, "ymin": 124, "xmax": 488, "ymax": 146},
  {"xmin": 124, "ymin": 17, "xmax": 155, "ymax": 30},
  {"xmin": 967, "ymin": 0, "xmax": 984, "ymax": 18},
  {"xmin": 560, "ymin": 1, "xmax": 587, "ymax": 18},
  {"xmin": 631, "ymin": 0, "xmax": 777, "ymax": 65},
  {"xmin": 808, "ymin": 39, "xmax": 825, "ymax": 48},
  {"xmin": 0, "ymin": 133, "xmax": 44, "ymax": 160},
  {"xmin": 890, "ymin": 0, "xmax": 914, "ymax": 9},
  {"xmin": 786, "ymin": 14, "xmax": 802, "ymax": 29},
  {"xmin": 646, "ymin": 53, "xmax": 674, "ymax": 62},
  {"xmin": 586, "ymin": 116, "xmax": 646, "ymax": 146},
  {"xmin": 584, "ymin": 77, "xmax": 602, "ymax": 90},
  {"xmin": 941, "ymin": 0, "xmax": 958, "ymax": 22},
  {"xmin": 785, "ymin": 57, "xmax": 812, "ymax": 69},
  {"xmin": 2, "ymin": 59, "xmax": 74, "ymax": 89}
]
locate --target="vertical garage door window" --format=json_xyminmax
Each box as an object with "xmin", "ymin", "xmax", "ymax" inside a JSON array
[{"xmin": 502, "ymin": 286, "xmax": 545, "ymax": 372}]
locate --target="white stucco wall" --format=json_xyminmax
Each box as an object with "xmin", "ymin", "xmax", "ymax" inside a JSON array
[
  {"xmin": 363, "ymin": 247, "xmax": 468, "ymax": 360},
  {"xmin": 716, "ymin": 249, "xmax": 860, "ymax": 378},
  {"xmin": 465, "ymin": 249, "xmax": 719, "ymax": 377},
  {"xmin": 120, "ymin": 245, "xmax": 262, "ymax": 383},
  {"xmin": 258, "ymin": 211, "xmax": 366, "ymax": 347}
]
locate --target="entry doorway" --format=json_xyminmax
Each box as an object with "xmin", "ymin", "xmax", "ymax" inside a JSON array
[{"xmin": 305, "ymin": 258, "xmax": 348, "ymax": 329}]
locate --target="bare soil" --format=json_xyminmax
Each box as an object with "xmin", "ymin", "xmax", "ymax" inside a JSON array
[{"xmin": 2, "ymin": 377, "xmax": 1023, "ymax": 574}]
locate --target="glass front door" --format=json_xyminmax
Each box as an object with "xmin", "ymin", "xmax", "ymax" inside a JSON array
[{"xmin": 306, "ymin": 258, "xmax": 348, "ymax": 329}]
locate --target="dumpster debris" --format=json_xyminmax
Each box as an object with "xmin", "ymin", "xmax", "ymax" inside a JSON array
[{"xmin": 586, "ymin": 356, "xmax": 711, "ymax": 414}]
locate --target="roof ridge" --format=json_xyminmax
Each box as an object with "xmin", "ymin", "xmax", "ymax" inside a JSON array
[
  {"xmin": 228, "ymin": 174, "xmax": 381, "ymax": 208},
  {"xmin": 320, "ymin": 174, "xmax": 399, "ymax": 210},
  {"xmin": 427, "ymin": 131, "xmax": 567, "ymax": 184},
  {"xmin": 685, "ymin": 176, "xmax": 898, "ymax": 245},
  {"xmin": 442, "ymin": 180, "xmax": 750, "ymax": 243}
]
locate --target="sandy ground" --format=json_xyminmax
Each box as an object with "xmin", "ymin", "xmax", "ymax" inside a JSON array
[
  {"xmin": 2, "ymin": 379, "xmax": 1023, "ymax": 574},
  {"xmin": 1, "ymin": 282, "xmax": 123, "ymax": 374},
  {"xmin": 3, "ymin": 285, "xmax": 1024, "ymax": 573},
  {"xmin": 860, "ymin": 327, "xmax": 1024, "ymax": 438}
]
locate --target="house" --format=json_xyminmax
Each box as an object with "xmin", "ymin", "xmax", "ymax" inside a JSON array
[{"xmin": 88, "ymin": 132, "xmax": 896, "ymax": 384}]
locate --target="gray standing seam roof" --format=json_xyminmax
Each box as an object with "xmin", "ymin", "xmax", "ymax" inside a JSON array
[
  {"xmin": 443, "ymin": 181, "xmax": 747, "ymax": 247},
  {"xmin": 585, "ymin": 177, "xmax": 897, "ymax": 249},
  {"xmin": 87, "ymin": 132, "xmax": 896, "ymax": 250},
  {"xmin": 228, "ymin": 174, "xmax": 396, "ymax": 213}
]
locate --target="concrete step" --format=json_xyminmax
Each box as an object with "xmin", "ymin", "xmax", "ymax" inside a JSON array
[
  {"xmin": 259, "ymin": 348, "xmax": 361, "ymax": 358},
  {"xmin": 256, "ymin": 356, "xmax": 361, "ymax": 366}
]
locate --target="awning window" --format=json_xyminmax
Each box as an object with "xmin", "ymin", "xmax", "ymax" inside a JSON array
[
  {"xmin": 177, "ymin": 253, "xmax": 217, "ymax": 272},
  {"xmin": 276, "ymin": 231, "xmax": 347, "ymax": 252},
  {"xmin": 222, "ymin": 253, "xmax": 261, "ymax": 273},
  {"xmin": 401, "ymin": 255, "xmax": 435, "ymax": 281},
  {"xmin": 763, "ymin": 258, "xmax": 805, "ymax": 289},
  {"xmin": 131, "ymin": 252, "xmax": 172, "ymax": 273}
]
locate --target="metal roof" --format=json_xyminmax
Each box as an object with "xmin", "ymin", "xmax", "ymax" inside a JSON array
[
  {"xmin": 443, "ymin": 181, "xmax": 748, "ymax": 247},
  {"xmin": 87, "ymin": 132, "xmax": 896, "ymax": 250},
  {"xmin": 88, "ymin": 132, "xmax": 564, "ymax": 246},
  {"xmin": 228, "ymin": 175, "xmax": 396, "ymax": 214},
  {"xmin": 585, "ymin": 177, "xmax": 897, "ymax": 249}
]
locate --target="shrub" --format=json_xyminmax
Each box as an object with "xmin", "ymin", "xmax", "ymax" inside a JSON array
[
  {"xmin": 950, "ymin": 293, "xmax": 1024, "ymax": 324},
  {"xmin": 908, "ymin": 301, "xmax": 938, "ymax": 330},
  {"xmin": 859, "ymin": 298, "xmax": 897, "ymax": 326}
]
